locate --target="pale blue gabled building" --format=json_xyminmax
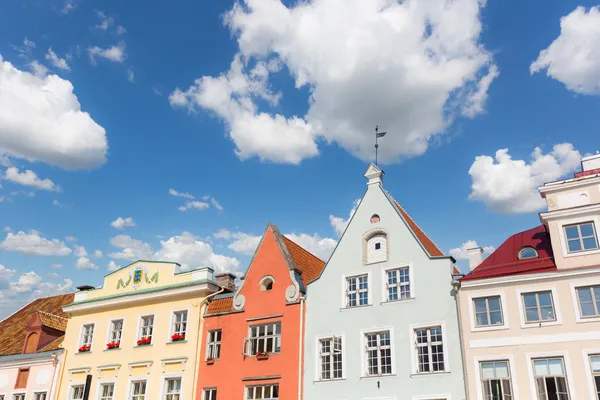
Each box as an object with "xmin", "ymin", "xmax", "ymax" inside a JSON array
[{"xmin": 303, "ymin": 164, "xmax": 466, "ymax": 400}]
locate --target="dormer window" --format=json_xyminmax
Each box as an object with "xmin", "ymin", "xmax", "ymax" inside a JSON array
[
  {"xmin": 518, "ymin": 247, "xmax": 538, "ymax": 260},
  {"xmin": 260, "ymin": 276, "xmax": 274, "ymax": 291},
  {"xmin": 364, "ymin": 230, "xmax": 388, "ymax": 264},
  {"xmin": 564, "ymin": 222, "xmax": 599, "ymax": 253}
]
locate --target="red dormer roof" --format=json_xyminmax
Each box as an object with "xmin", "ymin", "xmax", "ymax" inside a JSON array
[{"xmin": 461, "ymin": 225, "xmax": 557, "ymax": 281}]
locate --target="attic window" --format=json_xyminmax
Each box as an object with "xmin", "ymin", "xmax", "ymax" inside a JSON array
[
  {"xmin": 518, "ymin": 247, "xmax": 538, "ymax": 260},
  {"xmin": 370, "ymin": 214, "xmax": 380, "ymax": 223},
  {"xmin": 260, "ymin": 276, "xmax": 274, "ymax": 291},
  {"xmin": 364, "ymin": 231, "xmax": 388, "ymax": 264}
]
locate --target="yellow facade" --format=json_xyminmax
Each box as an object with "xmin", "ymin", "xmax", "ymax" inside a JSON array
[{"xmin": 56, "ymin": 260, "xmax": 219, "ymax": 400}]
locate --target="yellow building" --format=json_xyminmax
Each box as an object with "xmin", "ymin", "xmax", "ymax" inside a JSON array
[{"xmin": 55, "ymin": 260, "xmax": 223, "ymax": 400}]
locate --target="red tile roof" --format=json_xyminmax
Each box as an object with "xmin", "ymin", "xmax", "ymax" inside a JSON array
[
  {"xmin": 0, "ymin": 293, "xmax": 74, "ymax": 356},
  {"xmin": 391, "ymin": 199, "xmax": 444, "ymax": 258},
  {"xmin": 461, "ymin": 225, "xmax": 556, "ymax": 281},
  {"xmin": 205, "ymin": 296, "xmax": 234, "ymax": 315},
  {"xmin": 38, "ymin": 310, "xmax": 68, "ymax": 331},
  {"xmin": 283, "ymin": 236, "xmax": 326, "ymax": 286}
]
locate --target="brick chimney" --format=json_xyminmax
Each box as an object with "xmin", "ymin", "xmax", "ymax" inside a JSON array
[
  {"xmin": 215, "ymin": 273, "xmax": 236, "ymax": 293},
  {"xmin": 467, "ymin": 247, "xmax": 484, "ymax": 271}
]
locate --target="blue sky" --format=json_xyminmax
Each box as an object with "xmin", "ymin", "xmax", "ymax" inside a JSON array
[{"xmin": 1, "ymin": 0, "xmax": 599, "ymax": 318}]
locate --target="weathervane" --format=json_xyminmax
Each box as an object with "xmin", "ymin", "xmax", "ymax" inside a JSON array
[{"xmin": 374, "ymin": 126, "xmax": 387, "ymax": 165}]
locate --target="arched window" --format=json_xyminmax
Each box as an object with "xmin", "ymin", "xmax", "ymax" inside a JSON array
[
  {"xmin": 24, "ymin": 332, "xmax": 38, "ymax": 354},
  {"xmin": 365, "ymin": 231, "xmax": 388, "ymax": 264},
  {"xmin": 518, "ymin": 247, "xmax": 538, "ymax": 260},
  {"xmin": 260, "ymin": 276, "xmax": 274, "ymax": 291},
  {"xmin": 370, "ymin": 214, "xmax": 380, "ymax": 223}
]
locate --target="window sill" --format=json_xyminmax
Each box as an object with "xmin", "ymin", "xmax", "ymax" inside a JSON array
[
  {"xmin": 74, "ymin": 351, "xmax": 92, "ymax": 355},
  {"xmin": 360, "ymin": 374, "xmax": 396, "ymax": 380},
  {"xmin": 248, "ymin": 353, "xmax": 280, "ymax": 358},
  {"xmin": 410, "ymin": 371, "xmax": 451, "ymax": 377},
  {"xmin": 340, "ymin": 304, "xmax": 373, "ymax": 312},
  {"xmin": 380, "ymin": 298, "xmax": 415, "ymax": 306},
  {"xmin": 313, "ymin": 378, "xmax": 346, "ymax": 383},
  {"xmin": 576, "ymin": 316, "xmax": 600, "ymax": 324},
  {"xmin": 104, "ymin": 348, "xmax": 121, "ymax": 352},
  {"xmin": 134, "ymin": 344, "xmax": 153, "ymax": 348},
  {"xmin": 166, "ymin": 340, "xmax": 188, "ymax": 345},
  {"xmin": 471, "ymin": 324, "xmax": 509, "ymax": 333},
  {"xmin": 521, "ymin": 320, "xmax": 562, "ymax": 329}
]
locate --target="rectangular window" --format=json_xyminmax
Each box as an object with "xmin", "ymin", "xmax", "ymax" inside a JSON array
[
  {"xmin": 522, "ymin": 291, "xmax": 556, "ymax": 323},
  {"xmin": 131, "ymin": 380, "xmax": 147, "ymax": 400},
  {"xmin": 70, "ymin": 385, "xmax": 84, "ymax": 400},
  {"xmin": 590, "ymin": 355, "xmax": 600, "ymax": 399},
  {"xmin": 365, "ymin": 330, "xmax": 392, "ymax": 376},
  {"xmin": 100, "ymin": 383, "xmax": 115, "ymax": 400},
  {"xmin": 206, "ymin": 330, "xmax": 222, "ymax": 359},
  {"xmin": 139, "ymin": 315, "xmax": 154, "ymax": 342},
  {"xmin": 12, "ymin": 395, "xmax": 25, "ymax": 400},
  {"xmin": 202, "ymin": 389, "xmax": 217, "ymax": 400},
  {"xmin": 415, "ymin": 326, "xmax": 445, "ymax": 373},
  {"xmin": 249, "ymin": 323, "xmax": 281, "ymax": 355},
  {"xmin": 386, "ymin": 267, "xmax": 410, "ymax": 301},
  {"xmin": 80, "ymin": 324, "xmax": 94, "ymax": 347},
  {"xmin": 15, "ymin": 368, "xmax": 29, "ymax": 388},
  {"xmin": 172, "ymin": 311, "xmax": 188, "ymax": 336},
  {"xmin": 346, "ymin": 274, "xmax": 368, "ymax": 307},
  {"xmin": 480, "ymin": 361, "xmax": 513, "ymax": 399},
  {"xmin": 319, "ymin": 336, "xmax": 343, "ymax": 380},
  {"xmin": 564, "ymin": 222, "xmax": 599, "ymax": 253},
  {"xmin": 164, "ymin": 378, "xmax": 181, "ymax": 400},
  {"xmin": 109, "ymin": 319, "xmax": 123, "ymax": 344},
  {"xmin": 34, "ymin": 394, "xmax": 47, "ymax": 400},
  {"xmin": 245, "ymin": 384, "xmax": 278, "ymax": 399},
  {"xmin": 474, "ymin": 296, "xmax": 504, "ymax": 327},
  {"xmin": 533, "ymin": 358, "xmax": 570, "ymax": 400},
  {"xmin": 577, "ymin": 286, "xmax": 600, "ymax": 318}
]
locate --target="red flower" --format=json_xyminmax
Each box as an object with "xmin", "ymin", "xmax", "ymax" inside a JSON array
[
  {"xmin": 137, "ymin": 337, "xmax": 152, "ymax": 346},
  {"xmin": 78, "ymin": 345, "xmax": 91, "ymax": 352},
  {"xmin": 256, "ymin": 351, "xmax": 269, "ymax": 356},
  {"xmin": 106, "ymin": 341, "xmax": 120, "ymax": 349},
  {"xmin": 171, "ymin": 333, "xmax": 186, "ymax": 342}
]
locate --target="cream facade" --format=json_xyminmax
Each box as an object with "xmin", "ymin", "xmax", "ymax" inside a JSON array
[
  {"xmin": 56, "ymin": 260, "xmax": 220, "ymax": 400},
  {"xmin": 458, "ymin": 153, "xmax": 600, "ymax": 400}
]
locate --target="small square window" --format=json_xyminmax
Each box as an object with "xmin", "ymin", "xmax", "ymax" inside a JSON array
[
  {"xmin": 473, "ymin": 296, "xmax": 504, "ymax": 327},
  {"xmin": 100, "ymin": 383, "xmax": 114, "ymax": 400},
  {"xmin": 70, "ymin": 385, "xmax": 85, "ymax": 400},
  {"xmin": 564, "ymin": 222, "xmax": 599, "ymax": 253},
  {"xmin": 375, "ymin": 242, "xmax": 381, "ymax": 250},
  {"xmin": 345, "ymin": 274, "xmax": 369, "ymax": 307},
  {"xmin": 522, "ymin": 291, "xmax": 556, "ymax": 323}
]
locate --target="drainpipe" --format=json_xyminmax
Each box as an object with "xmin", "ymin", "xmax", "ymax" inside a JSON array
[
  {"xmin": 452, "ymin": 278, "xmax": 470, "ymax": 400},
  {"xmin": 47, "ymin": 353, "xmax": 59, "ymax": 400},
  {"xmin": 298, "ymin": 296, "xmax": 305, "ymax": 400},
  {"xmin": 191, "ymin": 287, "xmax": 225, "ymax": 399}
]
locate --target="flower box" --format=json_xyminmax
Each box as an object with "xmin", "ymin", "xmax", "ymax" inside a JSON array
[
  {"xmin": 171, "ymin": 333, "xmax": 186, "ymax": 342},
  {"xmin": 106, "ymin": 342, "xmax": 120, "ymax": 350},
  {"xmin": 206, "ymin": 357, "xmax": 215, "ymax": 365},
  {"xmin": 137, "ymin": 337, "xmax": 152, "ymax": 346},
  {"xmin": 78, "ymin": 345, "xmax": 91, "ymax": 353},
  {"xmin": 256, "ymin": 351, "xmax": 269, "ymax": 360}
]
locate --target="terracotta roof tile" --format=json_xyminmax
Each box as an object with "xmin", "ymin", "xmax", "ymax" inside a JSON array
[
  {"xmin": 0, "ymin": 293, "xmax": 74, "ymax": 356},
  {"xmin": 38, "ymin": 311, "xmax": 68, "ymax": 332},
  {"xmin": 206, "ymin": 296, "xmax": 234, "ymax": 315},
  {"xmin": 391, "ymin": 199, "xmax": 444, "ymax": 257},
  {"xmin": 282, "ymin": 236, "xmax": 326, "ymax": 286},
  {"xmin": 38, "ymin": 336, "xmax": 65, "ymax": 352}
]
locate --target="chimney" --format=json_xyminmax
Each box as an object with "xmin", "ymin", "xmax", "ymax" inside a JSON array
[
  {"xmin": 582, "ymin": 152, "xmax": 600, "ymax": 172},
  {"xmin": 215, "ymin": 273, "xmax": 236, "ymax": 293},
  {"xmin": 467, "ymin": 247, "xmax": 484, "ymax": 271},
  {"xmin": 76, "ymin": 285, "xmax": 95, "ymax": 291}
]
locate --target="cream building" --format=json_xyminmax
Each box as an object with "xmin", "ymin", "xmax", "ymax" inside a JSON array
[
  {"xmin": 458, "ymin": 153, "xmax": 600, "ymax": 400},
  {"xmin": 55, "ymin": 260, "xmax": 222, "ymax": 400}
]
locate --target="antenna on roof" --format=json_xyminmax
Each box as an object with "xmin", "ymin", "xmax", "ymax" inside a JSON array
[{"xmin": 374, "ymin": 126, "xmax": 387, "ymax": 165}]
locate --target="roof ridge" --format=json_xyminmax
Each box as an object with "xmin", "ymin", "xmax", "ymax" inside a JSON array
[{"xmin": 36, "ymin": 310, "xmax": 68, "ymax": 320}]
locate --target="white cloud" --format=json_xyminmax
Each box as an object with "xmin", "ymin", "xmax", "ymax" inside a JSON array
[
  {"xmin": 76, "ymin": 256, "xmax": 98, "ymax": 270},
  {"xmin": 45, "ymin": 48, "xmax": 70, "ymax": 71},
  {"xmin": 3, "ymin": 226, "xmax": 11, "ymax": 232},
  {"xmin": 109, "ymin": 234, "xmax": 153, "ymax": 260},
  {"xmin": 61, "ymin": 0, "xmax": 75, "ymax": 15},
  {"xmin": 93, "ymin": 249, "xmax": 103, "ymax": 258},
  {"xmin": 284, "ymin": 233, "xmax": 336, "ymax": 261},
  {"xmin": 23, "ymin": 38, "xmax": 35, "ymax": 51},
  {"xmin": 531, "ymin": 6, "xmax": 600, "ymax": 95},
  {"xmin": 95, "ymin": 10, "xmax": 114, "ymax": 31},
  {"xmin": 210, "ymin": 197, "xmax": 223, "ymax": 213},
  {"xmin": 449, "ymin": 240, "xmax": 495, "ymax": 261},
  {"xmin": 107, "ymin": 260, "xmax": 120, "ymax": 271},
  {"xmin": 0, "ymin": 56, "xmax": 107, "ymax": 169},
  {"xmin": 51, "ymin": 264, "xmax": 62, "ymax": 269},
  {"xmin": 171, "ymin": 0, "xmax": 496, "ymax": 164},
  {"xmin": 329, "ymin": 198, "xmax": 361, "ymax": 236},
  {"xmin": 116, "ymin": 26, "xmax": 127, "ymax": 35},
  {"xmin": 3, "ymin": 167, "xmax": 59, "ymax": 191},
  {"xmin": 168, "ymin": 188, "xmax": 194, "ymax": 199},
  {"xmin": 228, "ymin": 233, "xmax": 261, "ymax": 256},
  {"xmin": 88, "ymin": 43, "xmax": 126, "ymax": 64},
  {"xmin": 127, "ymin": 69, "xmax": 135, "ymax": 83},
  {"xmin": 73, "ymin": 244, "xmax": 87, "ymax": 257},
  {"xmin": 52, "ymin": 199, "xmax": 70, "ymax": 208},
  {"xmin": 110, "ymin": 216, "xmax": 136, "ymax": 230},
  {"xmin": 468, "ymin": 143, "xmax": 582, "ymax": 213},
  {"xmin": 213, "ymin": 228, "xmax": 233, "ymax": 240},
  {"xmin": 27, "ymin": 61, "xmax": 49, "ymax": 78},
  {"xmin": 47, "ymin": 272, "xmax": 60, "ymax": 279},
  {"xmin": 179, "ymin": 201, "xmax": 209, "ymax": 211},
  {"xmin": 0, "ymin": 230, "xmax": 72, "ymax": 256},
  {"xmin": 65, "ymin": 236, "xmax": 77, "ymax": 242}
]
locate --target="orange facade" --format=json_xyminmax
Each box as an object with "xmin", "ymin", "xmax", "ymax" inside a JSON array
[{"xmin": 196, "ymin": 224, "xmax": 324, "ymax": 400}]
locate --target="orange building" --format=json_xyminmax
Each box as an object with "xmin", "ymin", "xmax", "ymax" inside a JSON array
[{"xmin": 196, "ymin": 223, "xmax": 325, "ymax": 400}]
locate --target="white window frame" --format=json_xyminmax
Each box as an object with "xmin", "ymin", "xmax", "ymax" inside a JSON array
[
  {"xmin": 341, "ymin": 271, "xmax": 372, "ymax": 309},
  {"xmin": 314, "ymin": 333, "xmax": 346, "ymax": 381},
  {"xmin": 136, "ymin": 313, "xmax": 155, "ymax": 345},
  {"xmin": 571, "ymin": 281, "xmax": 600, "ymax": 323},
  {"xmin": 105, "ymin": 317, "xmax": 125, "ymax": 348},
  {"xmin": 381, "ymin": 264, "xmax": 415, "ymax": 304},
  {"xmin": 95, "ymin": 379, "xmax": 116, "ymax": 400},
  {"xmin": 516, "ymin": 287, "xmax": 562, "ymax": 329},
  {"xmin": 473, "ymin": 354, "xmax": 518, "ymax": 400},
  {"xmin": 78, "ymin": 322, "xmax": 95, "ymax": 350},
  {"xmin": 525, "ymin": 351, "xmax": 573, "ymax": 400},
  {"xmin": 558, "ymin": 215, "xmax": 600, "ymax": 259},
  {"xmin": 170, "ymin": 308, "xmax": 190, "ymax": 338},
  {"xmin": 409, "ymin": 321, "xmax": 450, "ymax": 375},
  {"xmin": 468, "ymin": 290, "xmax": 509, "ymax": 332},
  {"xmin": 126, "ymin": 378, "xmax": 148, "ymax": 400},
  {"xmin": 564, "ymin": 221, "xmax": 599, "ymax": 253},
  {"xmin": 244, "ymin": 384, "xmax": 279, "ymax": 399},
  {"xmin": 246, "ymin": 322, "xmax": 281, "ymax": 355},
  {"xmin": 202, "ymin": 388, "xmax": 217, "ymax": 400},
  {"xmin": 33, "ymin": 393, "xmax": 48, "ymax": 400},
  {"xmin": 360, "ymin": 326, "xmax": 395, "ymax": 377},
  {"xmin": 412, "ymin": 396, "xmax": 451, "ymax": 400},
  {"xmin": 582, "ymin": 348, "xmax": 600, "ymax": 400},
  {"xmin": 160, "ymin": 373, "xmax": 184, "ymax": 400},
  {"xmin": 206, "ymin": 329, "xmax": 222, "ymax": 360},
  {"xmin": 11, "ymin": 394, "xmax": 26, "ymax": 400},
  {"xmin": 68, "ymin": 382, "xmax": 86, "ymax": 400}
]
